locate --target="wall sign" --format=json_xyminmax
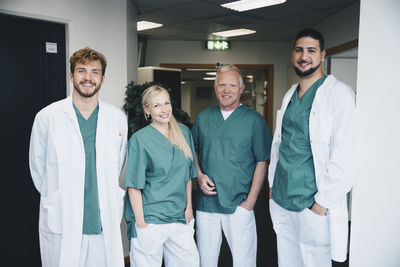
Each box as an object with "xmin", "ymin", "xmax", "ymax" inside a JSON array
[{"xmin": 206, "ymin": 40, "xmax": 231, "ymax": 51}]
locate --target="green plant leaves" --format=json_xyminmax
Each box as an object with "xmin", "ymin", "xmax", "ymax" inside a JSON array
[{"xmin": 123, "ymin": 81, "xmax": 192, "ymax": 139}]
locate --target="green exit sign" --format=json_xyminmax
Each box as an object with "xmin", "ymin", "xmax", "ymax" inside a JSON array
[{"xmin": 206, "ymin": 40, "xmax": 231, "ymax": 51}]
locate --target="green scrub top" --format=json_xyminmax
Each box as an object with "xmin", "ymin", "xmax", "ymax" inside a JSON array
[
  {"xmin": 74, "ymin": 104, "xmax": 102, "ymax": 235},
  {"xmin": 272, "ymin": 75, "xmax": 327, "ymax": 212},
  {"xmin": 192, "ymin": 105, "xmax": 272, "ymax": 214},
  {"xmin": 125, "ymin": 124, "xmax": 197, "ymax": 239}
]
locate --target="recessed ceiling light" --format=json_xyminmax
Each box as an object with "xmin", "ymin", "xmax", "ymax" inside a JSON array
[
  {"xmin": 203, "ymin": 77, "xmax": 216, "ymax": 80},
  {"xmin": 206, "ymin": 72, "xmax": 217, "ymax": 76},
  {"xmin": 221, "ymin": 0, "xmax": 286, "ymax": 12},
  {"xmin": 187, "ymin": 68, "xmax": 216, "ymax": 71},
  {"xmin": 137, "ymin": 21, "xmax": 163, "ymax": 31},
  {"xmin": 212, "ymin": 28, "xmax": 256, "ymax": 37}
]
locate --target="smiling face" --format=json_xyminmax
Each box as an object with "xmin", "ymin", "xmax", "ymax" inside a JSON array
[
  {"xmin": 214, "ymin": 70, "xmax": 245, "ymax": 111},
  {"xmin": 70, "ymin": 60, "xmax": 104, "ymax": 98},
  {"xmin": 292, "ymin": 36, "xmax": 326, "ymax": 78},
  {"xmin": 144, "ymin": 89, "xmax": 172, "ymax": 127}
]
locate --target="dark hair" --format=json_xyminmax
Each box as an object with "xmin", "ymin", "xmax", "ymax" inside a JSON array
[
  {"xmin": 70, "ymin": 47, "xmax": 107, "ymax": 75},
  {"xmin": 295, "ymin": 28, "xmax": 325, "ymax": 51}
]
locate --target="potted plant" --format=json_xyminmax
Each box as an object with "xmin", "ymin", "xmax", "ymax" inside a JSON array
[{"xmin": 123, "ymin": 81, "xmax": 191, "ymax": 138}]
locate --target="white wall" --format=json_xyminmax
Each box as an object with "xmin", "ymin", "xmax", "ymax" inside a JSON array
[
  {"xmin": 145, "ymin": 40, "xmax": 290, "ymax": 127},
  {"xmin": 330, "ymin": 58, "xmax": 358, "ymax": 90},
  {"xmin": 127, "ymin": 0, "xmax": 138, "ymax": 83},
  {"xmin": 1, "ymin": 0, "xmax": 136, "ymax": 110},
  {"xmin": 349, "ymin": 0, "xmax": 400, "ymax": 266}
]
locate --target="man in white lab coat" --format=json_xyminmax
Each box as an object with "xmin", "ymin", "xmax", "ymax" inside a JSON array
[
  {"xmin": 29, "ymin": 47, "xmax": 127, "ymax": 267},
  {"xmin": 268, "ymin": 29, "xmax": 357, "ymax": 267}
]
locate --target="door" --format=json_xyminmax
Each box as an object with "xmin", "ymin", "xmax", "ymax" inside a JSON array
[{"xmin": 0, "ymin": 13, "xmax": 66, "ymax": 266}]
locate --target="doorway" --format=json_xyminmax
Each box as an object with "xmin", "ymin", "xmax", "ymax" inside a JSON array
[{"xmin": 0, "ymin": 13, "xmax": 66, "ymax": 266}]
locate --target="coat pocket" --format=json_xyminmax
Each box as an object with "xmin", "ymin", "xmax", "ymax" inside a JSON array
[{"xmin": 40, "ymin": 190, "xmax": 62, "ymax": 234}]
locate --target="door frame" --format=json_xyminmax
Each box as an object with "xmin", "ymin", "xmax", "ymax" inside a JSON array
[{"xmin": 325, "ymin": 39, "xmax": 358, "ymax": 75}]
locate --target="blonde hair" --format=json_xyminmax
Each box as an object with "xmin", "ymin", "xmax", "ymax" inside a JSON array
[
  {"xmin": 142, "ymin": 85, "xmax": 193, "ymax": 160},
  {"xmin": 215, "ymin": 64, "xmax": 243, "ymax": 86}
]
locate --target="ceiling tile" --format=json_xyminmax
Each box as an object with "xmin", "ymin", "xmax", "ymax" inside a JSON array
[
  {"xmin": 166, "ymin": 1, "xmax": 233, "ymax": 18},
  {"xmin": 275, "ymin": 11, "xmax": 330, "ymax": 27},
  {"xmin": 140, "ymin": 25, "xmax": 189, "ymax": 35},
  {"xmin": 245, "ymin": 2, "xmax": 312, "ymax": 19},
  {"xmin": 133, "ymin": 0, "xmax": 359, "ymax": 41},
  {"xmin": 211, "ymin": 14, "xmax": 258, "ymax": 27},
  {"xmin": 173, "ymin": 20, "xmax": 230, "ymax": 33},
  {"xmin": 292, "ymin": 0, "xmax": 358, "ymax": 10},
  {"xmin": 138, "ymin": 10, "xmax": 192, "ymax": 24},
  {"xmin": 134, "ymin": 0, "xmax": 194, "ymax": 12}
]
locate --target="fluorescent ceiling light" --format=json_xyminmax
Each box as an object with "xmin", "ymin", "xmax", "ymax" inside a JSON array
[
  {"xmin": 221, "ymin": 0, "xmax": 286, "ymax": 12},
  {"xmin": 187, "ymin": 68, "xmax": 216, "ymax": 71},
  {"xmin": 212, "ymin": 28, "xmax": 256, "ymax": 37},
  {"xmin": 206, "ymin": 72, "xmax": 217, "ymax": 76},
  {"xmin": 203, "ymin": 77, "xmax": 216, "ymax": 80},
  {"xmin": 137, "ymin": 21, "xmax": 163, "ymax": 31}
]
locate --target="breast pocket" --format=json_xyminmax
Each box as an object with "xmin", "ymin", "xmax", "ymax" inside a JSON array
[
  {"xmin": 312, "ymin": 114, "xmax": 333, "ymax": 144},
  {"xmin": 48, "ymin": 134, "xmax": 74, "ymax": 163},
  {"xmin": 229, "ymin": 138, "xmax": 251, "ymax": 162}
]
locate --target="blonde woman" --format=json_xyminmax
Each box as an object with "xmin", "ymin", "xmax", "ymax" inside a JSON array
[{"xmin": 125, "ymin": 85, "xmax": 199, "ymax": 267}]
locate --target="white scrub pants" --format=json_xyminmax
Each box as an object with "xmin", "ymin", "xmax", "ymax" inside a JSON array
[
  {"xmin": 130, "ymin": 219, "xmax": 199, "ymax": 267},
  {"xmin": 39, "ymin": 232, "xmax": 107, "ymax": 267},
  {"xmin": 196, "ymin": 207, "xmax": 257, "ymax": 267},
  {"xmin": 79, "ymin": 234, "xmax": 107, "ymax": 267},
  {"xmin": 269, "ymin": 199, "xmax": 331, "ymax": 267}
]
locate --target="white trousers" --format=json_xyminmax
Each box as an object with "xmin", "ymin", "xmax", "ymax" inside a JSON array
[
  {"xmin": 79, "ymin": 234, "xmax": 107, "ymax": 267},
  {"xmin": 130, "ymin": 219, "xmax": 199, "ymax": 267},
  {"xmin": 269, "ymin": 199, "xmax": 331, "ymax": 267},
  {"xmin": 196, "ymin": 207, "xmax": 257, "ymax": 267},
  {"xmin": 39, "ymin": 232, "xmax": 107, "ymax": 267}
]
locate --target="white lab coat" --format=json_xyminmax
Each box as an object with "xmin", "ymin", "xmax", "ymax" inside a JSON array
[
  {"xmin": 29, "ymin": 96, "xmax": 127, "ymax": 267},
  {"xmin": 268, "ymin": 75, "xmax": 357, "ymax": 262}
]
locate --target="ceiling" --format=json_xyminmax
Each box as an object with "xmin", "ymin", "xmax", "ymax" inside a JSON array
[{"xmin": 133, "ymin": 0, "xmax": 358, "ymax": 41}]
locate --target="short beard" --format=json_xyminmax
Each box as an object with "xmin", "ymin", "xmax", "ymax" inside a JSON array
[
  {"xmin": 73, "ymin": 82, "xmax": 101, "ymax": 98},
  {"xmin": 293, "ymin": 62, "xmax": 321, "ymax": 77}
]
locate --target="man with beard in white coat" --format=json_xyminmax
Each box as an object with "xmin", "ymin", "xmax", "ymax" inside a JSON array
[
  {"xmin": 268, "ymin": 29, "xmax": 357, "ymax": 267},
  {"xmin": 29, "ymin": 47, "xmax": 127, "ymax": 267}
]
